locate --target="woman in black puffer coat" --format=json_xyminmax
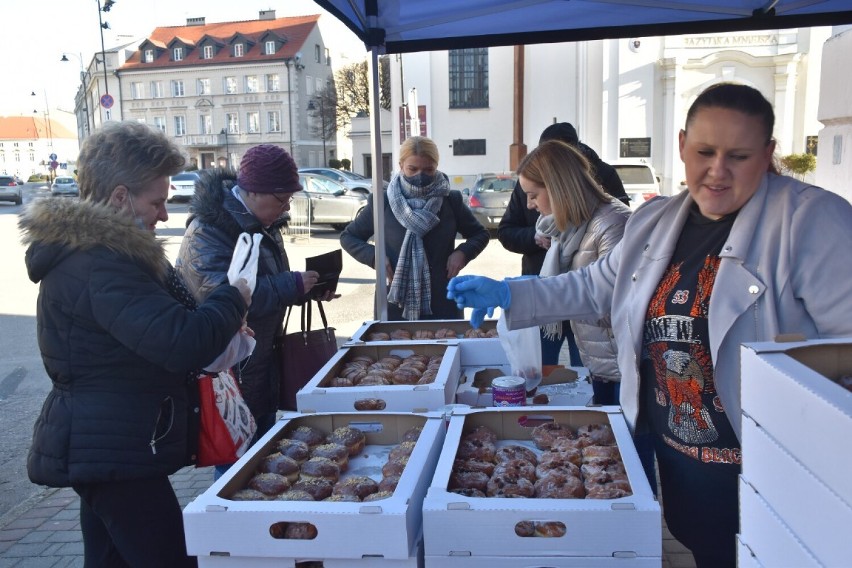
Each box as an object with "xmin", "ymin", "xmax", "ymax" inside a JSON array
[{"xmin": 20, "ymin": 121, "xmax": 249, "ymax": 568}]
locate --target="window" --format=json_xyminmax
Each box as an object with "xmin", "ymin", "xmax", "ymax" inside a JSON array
[
  {"xmin": 452, "ymin": 139, "xmax": 487, "ymax": 156},
  {"xmin": 197, "ymin": 78, "xmax": 210, "ymax": 95},
  {"xmin": 265, "ymin": 41, "xmax": 276, "ymax": 55},
  {"xmin": 246, "ymin": 112, "xmax": 260, "ymax": 133},
  {"xmin": 153, "ymin": 116, "xmax": 166, "ymax": 132},
  {"xmin": 246, "ymin": 76, "xmax": 259, "ymax": 93},
  {"xmin": 224, "ymin": 77, "xmax": 237, "ymax": 94},
  {"xmin": 325, "ymin": 48, "xmax": 331, "ymax": 66},
  {"xmin": 234, "ymin": 43, "xmax": 244, "ymax": 57},
  {"xmin": 144, "ymin": 49, "xmax": 154, "ymax": 63},
  {"xmin": 174, "ymin": 116, "xmax": 186, "ymax": 136},
  {"xmin": 268, "ymin": 111, "xmax": 281, "ymax": 132},
  {"xmin": 151, "ymin": 81, "xmax": 164, "ymax": 98},
  {"xmin": 266, "ymin": 74, "xmax": 280, "ymax": 92},
  {"xmin": 449, "ymin": 48, "xmax": 489, "ymax": 109},
  {"xmin": 173, "ymin": 47, "xmax": 183, "ymax": 61},
  {"xmin": 201, "ymin": 114, "xmax": 213, "ymax": 135},
  {"xmin": 226, "ymin": 113, "xmax": 238, "ymax": 133},
  {"xmin": 172, "ymin": 80, "xmax": 185, "ymax": 97},
  {"xmin": 315, "ymin": 44, "xmax": 321, "ymax": 62},
  {"xmin": 203, "ymin": 45, "xmax": 213, "ymax": 60},
  {"xmin": 131, "ymin": 82, "xmax": 144, "ymax": 99}
]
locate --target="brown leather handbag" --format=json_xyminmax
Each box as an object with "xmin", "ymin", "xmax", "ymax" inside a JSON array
[{"xmin": 276, "ymin": 299, "xmax": 337, "ymax": 411}]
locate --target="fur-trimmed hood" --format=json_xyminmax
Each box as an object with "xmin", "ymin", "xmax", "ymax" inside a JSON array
[{"xmin": 19, "ymin": 197, "xmax": 169, "ymax": 284}]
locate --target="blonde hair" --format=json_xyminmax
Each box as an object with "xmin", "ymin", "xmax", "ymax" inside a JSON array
[
  {"xmin": 399, "ymin": 136, "xmax": 440, "ymax": 167},
  {"xmin": 517, "ymin": 140, "xmax": 609, "ymax": 231}
]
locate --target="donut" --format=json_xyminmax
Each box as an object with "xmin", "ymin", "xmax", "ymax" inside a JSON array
[
  {"xmin": 379, "ymin": 355, "xmax": 404, "ymax": 368},
  {"xmin": 292, "ymin": 478, "xmax": 334, "ymax": 501},
  {"xmin": 248, "ymin": 472, "xmax": 290, "ymax": 496},
  {"xmin": 535, "ymin": 456, "xmax": 581, "ymax": 480},
  {"xmin": 585, "ymin": 484, "xmax": 633, "ymax": 499},
  {"xmin": 288, "ymin": 425, "xmax": 326, "ymax": 447},
  {"xmin": 541, "ymin": 447, "xmax": 582, "ymax": 468},
  {"xmin": 363, "ymin": 490, "xmax": 393, "ymax": 502},
  {"xmin": 329, "ymin": 376, "xmax": 355, "ymax": 388},
  {"xmin": 434, "ymin": 327, "xmax": 457, "ymax": 339},
  {"xmin": 358, "ymin": 375, "xmax": 391, "ymax": 386},
  {"xmin": 582, "ymin": 445, "xmax": 621, "ymax": 461},
  {"xmin": 515, "ymin": 520, "xmax": 535, "ymax": 537},
  {"xmin": 464, "ymin": 328, "xmax": 487, "ymax": 338},
  {"xmin": 495, "ymin": 445, "xmax": 538, "ymax": 465},
  {"xmin": 413, "ymin": 329, "xmax": 435, "ymax": 339},
  {"xmin": 486, "ymin": 472, "xmax": 535, "ymax": 498},
  {"xmin": 323, "ymin": 493, "xmax": 360, "ymax": 502},
  {"xmin": 229, "ymin": 488, "xmax": 270, "ymax": 501},
  {"xmin": 534, "ymin": 472, "xmax": 585, "ymax": 499},
  {"xmin": 535, "ymin": 521, "xmax": 568, "ymax": 537},
  {"xmin": 576, "ymin": 423, "xmax": 616, "ymax": 447},
  {"xmin": 391, "ymin": 367, "xmax": 422, "ymax": 385},
  {"xmin": 451, "ymin": 487, "xmax": 486, "ymax": 498},
  {"xmin": 581, "ymin": 466, "xmax": 629, "ymax": 486},
  {"xmin": 381, "ymin": 455, "xmax": 409, "ymax": 478},
  {"xmin": 401, "ymin": 426, "xmax": 422, "ymax": 442},
  {"xmin": 275, "ymin": 490, "xmax": 315, "ymax": 501},
  {"xmin": 493, "ymin": 459, "xmax": 536, "ymax": 483},
  {"xmin": 463, "ymin": 425, "xmax": 498, "ymax": 445},
  {"xmin": 283, "ymin": 522, "xmax": 317, "ymax": 540},
  {"xmin": 367, "ymin": 331, "xmax": 390, "ymax": 341},
  {"xmin": 354, "ymin": 398, "xmax": 387, "ymax": 411},
  {"xmin": 550, "ymin": 437, "xmax": 583, "ymax": 454},
  {"xmin": 311, "ymin": 443, "xmax": 350, "ymax": 471},
  {"xmin": 300, "ymin": 456, "xmax": 341, "ymax": 483},
  {"xmin": 388, "ymin": 441, "xmax": 417, "ymax": 462},
  {"xmin": 416, "ymin": 371, "xmax": 438, "ymax": 385},
  {"xmin": 452, "ymin": 458, "xmax": 495, "ymax": 477},
  {"xmin": 405, "ymin": 354, "xmax": 431, "ymax": 365},
  {"xmin": 485, "ymin": 328, "xmax": 500, "ymax": 338},
  {"xmin": 349, "ymin": 354, "xmax": 375, "ymax": 365},
  {"xmin": 449, "ymin": 469, "xmax": 489, "ymax": 492},
  {"xmin": 390, "ymin": 329, "xmax": 412, "ymax": 340},
  {"xmin": 276, "ymin": 439, "xmax": 311, "ymax": 464},
  {"xmin": 258, "ymin": 453, "xmax": 300, "ymax": 483},
  {"xmin": 364, "ymin": 368, "xmax": 393, "ymax": 380},
  {"xmin": 378, "ymin": 475, "xmax": 400, "ymax": 493},
  {"xmin": 332, "ymin": 476, "xmax": 379, "ymax": 500},
  {"xmin": 530, "ymin": 422, "xmax": 575, "ymax": 450},
  {"xmin": 327, "ymin": 426, "xmax": 366, "ymax": 456},
  {"xmin": 456, "ymin": 438, "xmax": 496, "ymax": 463}
]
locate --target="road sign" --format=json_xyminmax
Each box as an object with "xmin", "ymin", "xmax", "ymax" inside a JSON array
[
  {"xmin": 49, "ymin": 160, "xmax": 59, "ymax": 170},
  {"xmin": 49, "ymin": 153, "xmax": 57, "ymax": 161},
  {"xmin": 100, "ymin": 94, "xmax": 114, "ymax": 109}
]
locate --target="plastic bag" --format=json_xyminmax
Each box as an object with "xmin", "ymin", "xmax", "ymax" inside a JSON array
[
  {"xmin": 496, "ymin": 310, "xmax": 542, "ymax": 392},
  {"xmin": 227, "ymin": 233, "xmax": 263, "ymax": 293}
]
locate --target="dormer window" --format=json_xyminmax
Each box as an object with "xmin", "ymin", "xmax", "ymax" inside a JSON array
[
  {"xmin": 203, "ymin": 45, "xmax": 213, "ymax": 59},
  {"xmin": 144, "ymin": 49, "xmax": 154, "ymax": 63},
  {"xmin": 265, "ymin": 41, "xmax": 275, "ymax": 55},
  {"xmin": 173, "ymin": 47, "xmax": 183, "ymax": 61},
  {"xmin": 234, "ymin": 43, "xmax": 244, "ymax": 57}
]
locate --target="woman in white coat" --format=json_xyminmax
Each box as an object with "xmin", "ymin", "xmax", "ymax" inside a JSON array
[{"xmin": 448, "ymin": 82, "xmax": 852, "ymax": 567}]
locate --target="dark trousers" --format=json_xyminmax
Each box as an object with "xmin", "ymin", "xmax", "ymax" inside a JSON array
[
  {"xmin": 73, "ymin": 477, "xmax": 196, "ymax": 568},
  {"xmin": 540, "ymin": 323, "xmax": 582, "ymax": 366}
]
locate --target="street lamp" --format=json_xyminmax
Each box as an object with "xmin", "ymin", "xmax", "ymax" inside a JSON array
[
  {"xmin": 283, "ymin": 52, "xmax": 303, "ymax": 156},
  {"xmin": 307, "ymin": 97, "xmax": 327, "ymax": 167},
  {"xmin": 220, "ymin": 128, "xmax": 230, "ymax": 168},
  {"xmin": 96, "ymin": 0, "xmax": 112, "ymax": 96},
  {"xmin": 32, "ymin": 90, "xmax": 55, "ymax": 183},
  {"xmin": 60, "ymin": 53, "xmax": 91, "ymax": 136}
]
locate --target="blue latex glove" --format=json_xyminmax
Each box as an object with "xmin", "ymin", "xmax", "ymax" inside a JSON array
[{"xmin": 447, "ymin": 275, "xmax": 511, "ymax": 328}]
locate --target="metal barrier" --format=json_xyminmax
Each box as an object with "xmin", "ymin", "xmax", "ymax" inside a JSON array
[{"xmin": 282, "ymin": 197, "xmax": 312, "ymax": 242}]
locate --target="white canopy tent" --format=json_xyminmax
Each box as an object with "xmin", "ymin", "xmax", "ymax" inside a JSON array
[{"xmin": 313, "ymin": 0, "xmax": 852, "ymax": 319}]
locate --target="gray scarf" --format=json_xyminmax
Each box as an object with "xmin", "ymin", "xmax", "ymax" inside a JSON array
[
  {"xmin": 536, "ymin": 214, "xmax": 588, "ymax": 340},
  {"xmin": 386, "ymin": 172, "xmax": 450, "ymax": 320}
]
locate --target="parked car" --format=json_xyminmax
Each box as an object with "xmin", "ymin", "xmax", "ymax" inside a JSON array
[
  {"xmin": 611, "ymin": 162, "xmax": 661, "ymax": 210},
  {"xmin": 0, "ymin": 175, "xmax": 23, "ymax": 205},
  {"xmin": 290, "ymin": 173, "xmax": 368, "ymax": 231},
  {"xmin": 298, "ymin": 167, "xmax": 388, "ymax": 194},
  {"xmin": 462, "ymin": 172, "xmax": 519, "ymax": 232},
  {"xmin": 168, "ymin": 171, "xmax": 201, "ymax": 203},
  {"xmin": 50, "ymin": 176, "xmax": 79, "ymax": 198}
]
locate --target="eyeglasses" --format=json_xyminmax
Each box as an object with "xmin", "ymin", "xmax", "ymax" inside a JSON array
[{"xmin": 272, "ymin": 193, "xmax": 294, "ymax": 206}]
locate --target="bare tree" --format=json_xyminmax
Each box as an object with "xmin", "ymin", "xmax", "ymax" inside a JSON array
[
  {"xmin": 308, "ymin": 84, "xmax": 338, "ymax": 145},
  {"xmin": 331, "ymin": 57, "xmax": 391, "ymax": 134}
]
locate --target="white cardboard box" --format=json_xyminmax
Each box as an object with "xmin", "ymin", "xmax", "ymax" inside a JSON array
[
  {"xmin": 422, "ymin": 556, "xmax": 660, "ymax": 567},
  {"xmin": 345, "ymin": 319, "xmax": 502, "ymax": 366},
  {"xmin": 296, "ymin": 343, "xmax": 461, "ymax": 413},
  {"xmin": 184, "ymin": 412, "xmax": 444, "ymax": 561},
  {"xmin": 422, "ymin": 407, "xmax": 660, "ymax": 559},
  {"xmin": 738, "ymin": 475, "xmax": 820, "ymax": 568},
  {"xmin": 456, "ymin": 365, "xmax": 593, "ymax": 407},
  {"xmin": 740, "ymin": 414, "xmax": 848, "ymax": 567},
  {"xmin": 741, "ymin": 338, "xmax": 852, "ymax": 509},
  {"xmin": 736, "ymin": 536, "xmax": 764, "ymax": 568}
]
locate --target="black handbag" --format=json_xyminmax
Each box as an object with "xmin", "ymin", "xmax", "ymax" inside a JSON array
[{"xmin": 276, "ymin": 299, "xmax": 337, "ymax": 411}]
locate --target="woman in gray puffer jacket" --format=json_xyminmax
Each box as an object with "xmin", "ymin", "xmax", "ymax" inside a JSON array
[{"xmin": 517, "ymin": 140, "xmax": 631, "ymax": 405}]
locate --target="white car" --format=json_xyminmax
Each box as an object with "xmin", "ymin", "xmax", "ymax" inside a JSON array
[
  {"xmin": 612, "ymin": 163, "xmax": 661, "ymax": 210},
  {"xmin": 168, "ymin": 171, "xmax": 201, "ymax": 203}
]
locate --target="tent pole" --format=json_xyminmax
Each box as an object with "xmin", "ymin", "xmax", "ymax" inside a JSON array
[{"xmin": 368, "ymin": 46, "xmax": 389, "ymax": 321}]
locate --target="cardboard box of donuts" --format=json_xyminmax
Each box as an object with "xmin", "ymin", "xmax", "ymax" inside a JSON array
[
  {"xmin": 738, "ymin": 338, "xmax": 852, "ymax": 568},
  {"xmin": 184, "ymin": 411, "xmax": 443, "ymax": 566}
]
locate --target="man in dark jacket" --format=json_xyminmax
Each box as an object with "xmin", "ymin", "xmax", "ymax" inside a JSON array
[{"xmin": 497, "ymin": 122, "xmax": 628, "ymax": 366}]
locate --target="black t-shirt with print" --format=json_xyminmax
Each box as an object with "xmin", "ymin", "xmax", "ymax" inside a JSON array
[{"xmin": 639, "ymin": 204, "xmax": 741, "ymax": 560}]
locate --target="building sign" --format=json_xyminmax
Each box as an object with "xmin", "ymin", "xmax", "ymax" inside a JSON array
[
  {"xmin": 806, "ymin": 135, "xmax": 818, "ymax": 156},
  {"xmin": 620, "ymin": 137, "xmax": 651, "ymax": 158},
  {"xmin": 398, "ymin": 105, "xmax": 428, "ymax": 143}
]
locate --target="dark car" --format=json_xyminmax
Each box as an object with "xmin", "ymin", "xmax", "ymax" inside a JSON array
[
  {"xmin": 50, "ymin": 176, "xmax": 80, "ymax": 198},
  {"xmin": 0, "ymin": 175, "xmax": 23, "ymax": 205},
  {"xmin": 463, "ymin": 172, "xmax": 519, "ymax": 232},
  {"xmin": 290, "ymin": 173, "xmax": 368, "ymax": 231}
]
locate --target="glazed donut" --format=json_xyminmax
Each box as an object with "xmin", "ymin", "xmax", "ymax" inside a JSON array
[
  {"xmin": 495, "ymin": 444, "xmax": 538, "ymax": 465},
  {"xmin": 550, "ymin": 437, "xmax": 583, "ymax": 454},
  {"xmin": 229, "ymin": 488, "xmax": 270, "ymax": 501},
  {"xmin": 494, "ymin": 459, "xmax": 536, "ymax": 483},
  {"xmin": 405, "ymin": 354, "xmax": 431, "ymax": 365},
  {"xmin": 288, "ymin": 425, "xmax": 326, "ymax": 447},
  {"xmin": 283, "ymin": 522, "xmax": 317, "ymax": 540},
  {"xmin": 451, "ymin": 487, "xmax": 486, "ymax": 498},
  {"xmin": 381, "ymin": 455, "xmax": 409, "ymax": 478},
  {"xmin": 413, "ymin": 329, "xmax": 435, "ymax": 339},
  {"xmin": 275, "ymin": 490, "xmax": 315, "ymax": 501},
  {"xmin": 327, "ymin": 426, "xmax": 366, "ymax": 456},
  {"xmin": 332, "ymin": 475, "xmax": 379, "ymax": 500},
  {"xmin": 416, "ymin": 371, "xmax": 438, "ymax": 385},
  {"xmin": 398, "ymin": 360, "xmax": 426, "ymax": 373},
  {"xmin": 452, "ymin": 458, "xmax": 495, "ymax": 477},
  {"xmin": 378, "ymin": 475, "xmax": 400, "ymax": 493},
  {"xmin": 486, "ymin": 472, "xmax": 535, "ymax": 498},
  {"xmin": 514, "ymin": 520, "xmax": 535, "ymax": 537},
  {"xmin": 363, "ymin": 368, "xmax": 393, "ymax": 381},
  {"xmin": 368, "ymin": 361, "xmax": 394, "ymax": 372},
  {"xmin": 363, "ymin": 490, "xmax": 393, "ymax": 502},
  {"xmin": 300, "ymin": 456, "xmax": 341, "ymax": 483},
  {"xmin": 585, "ymin": 484, "xmax": 633, "ymax": 499},
  {"xmin": 576, "ymin": 423, "xmax": 616, "ymax": 447},
  {"xmin": 340, "ymin": 367, "xmax": 367, "ymax": 383},
  {"xmin": 581, "ymin": 466, "xmax": 628, "ymax": 486},
  {"xmin": 367, "ymin": 331, "xmax": 390, "ymax": 341},
  {"xmin": 391, "ymin": 367, "xmax": 422, "ymax": 385},
  {"xmin": 449, "ymin": 469, "xmax": 489, "ymax": 492},
  {"xmin": 293, "ymin": 478, "xmax": 334, "ymax": 501},
  {"xmin": 354, "ymin": 398, "xmax": 387, "ymax": 411},
  {"xmin": 456, "ymin": 438, "xmax": 496, "ymax": 463},
  {"xmin": 358, "ymin": 375, "xmax": 391, "ymax": 386},
  {"xmin": 582, "ymin": 445, "xmax": 621, "ymax": 461},
  {"xmin": 534, "ymin": 472, "xmax": 585, "ymax": 499},
  {"xmin": 534, "ymin": 521, "xmax": 567, "ymax": 537},
  {"xmin": 248, "ymin": 472, "xmax": 290, "ymax": 496},
  {"xmin": 323, "ymin": 493, "xmax": 360, "ymax": 502},
  {"xmin": 388, "ymin": 441, "xmax": 417, "ymax": 462},
  {"xmin": 379, "ymin": 355, "xmax": 404, "ymax": 368},
  {"xmin": 464, "ymin": 328, "xmax": 487, "ymax": 338},
  {"xmin": 434, "ymin": 327, "xmax": 458, "ymax": 339},
  {"xmin": 401, "ymin": 426, "xmax": 423, "ymax": 442},
  {"xmin": 276, "ymin": 438, "xmax": 311, "ymax": 464},
  {"xmin": 390, "ymin": 329, "xmax": 412, "ymax": 340},
  {"xmin": 311, "ymin": 443, "xmax": 350, "ymax": 471},
  {"xmin": 541, "ymin": 447, "xmax": 582, "ymax": 468},
  {"xmin": 535, "ymin": 456, "xmax": 581, "ymax": 480},
  {"xmin": 349, "ymin": 354, "xmax": 375, "ymax": 365},
  {"xmin": 329, "ymin": 376, "xmax": 355, "ymax": 388},
  {"xmin": 258, "ymin": 453, "xmax": 300, "ymax": 483},
  {"xmin": 464, "ymin": 425, "xmax": 498, "ymax": 445},
  {"xmin": 485, "ymin": 328, "xmax": 500, "ymax": 338},
  {"xmin": 530, "ymin": 422, "xmax": 576, "ymax": 450}
]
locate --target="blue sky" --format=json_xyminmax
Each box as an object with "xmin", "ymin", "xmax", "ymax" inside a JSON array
[{"xmin": 0, "ymin": 0, "xmax": 365, "ymax": 127}]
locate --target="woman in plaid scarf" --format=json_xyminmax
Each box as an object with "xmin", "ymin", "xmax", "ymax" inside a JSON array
[{"xmin": 341, "ymin": 136, "xmax": 489, "ymax": 320}]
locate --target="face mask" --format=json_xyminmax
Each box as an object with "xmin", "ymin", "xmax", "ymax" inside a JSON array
[
  {"xmin": 403, "ymin": 172, "xmax": 436, "ymax": 187},
  {"xmin": 127, "ymin": 194, "xmax": 147, "ymax": 231}
]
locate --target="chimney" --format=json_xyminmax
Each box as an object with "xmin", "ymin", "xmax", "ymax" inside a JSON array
[
  {"xmin": 259, "ymin": 10, "xmax": 276, "ymax": 21},
  {"xmin": 186, "ymin": 17, "xmax": 206, "ymax": 26}
]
